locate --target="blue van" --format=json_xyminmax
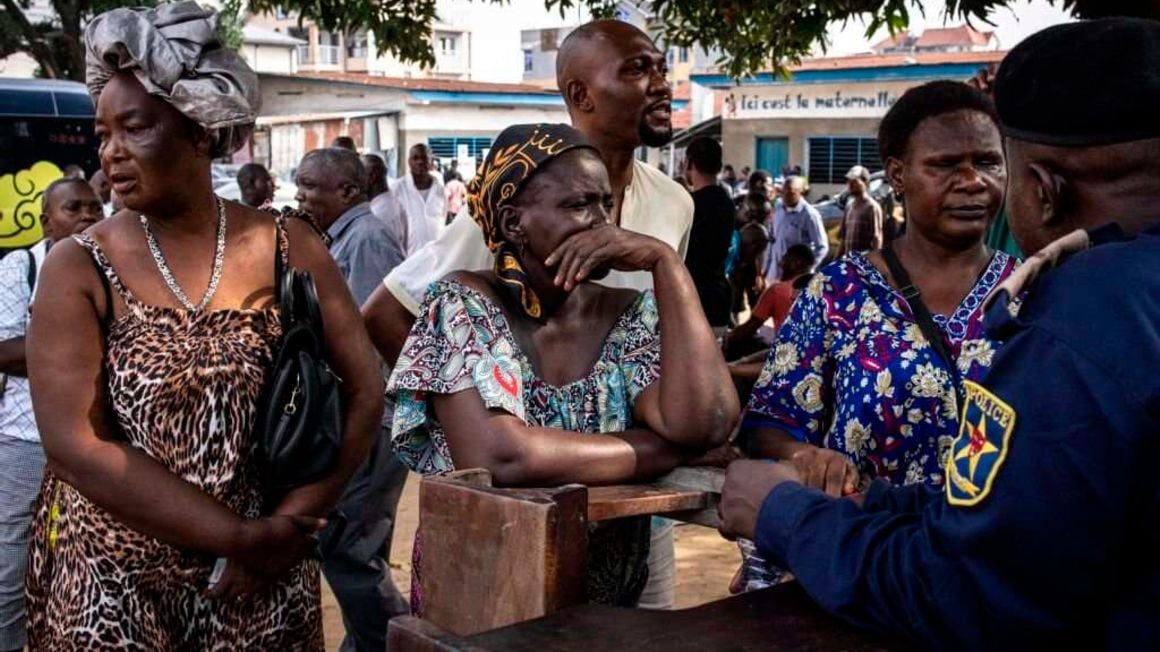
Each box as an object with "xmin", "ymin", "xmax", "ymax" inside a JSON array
[{"xmin": 0, "ymin": 78, "xmax": 97, "ymax": 251}]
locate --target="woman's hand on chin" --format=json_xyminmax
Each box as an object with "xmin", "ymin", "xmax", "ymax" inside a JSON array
[{"xmin": 545, "ymin": 225, "xmax": 675, "ymax": 290}]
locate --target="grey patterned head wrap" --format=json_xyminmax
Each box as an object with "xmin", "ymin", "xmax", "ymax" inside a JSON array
[{"xmin": 84, "ymin": 1, "xmax": 260, "ymax": 157}]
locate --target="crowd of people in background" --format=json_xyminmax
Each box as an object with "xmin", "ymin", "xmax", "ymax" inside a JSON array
[{"xmin": 0, "ymin": 4, "xmax": 1157, "ymax": 652}]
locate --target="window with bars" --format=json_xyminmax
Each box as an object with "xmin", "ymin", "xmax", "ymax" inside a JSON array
[
  {"xmin": 428, "ymin": 137, "xmax": 492, "ymax": 162},
  {"xmin": 806, "ymin": 137, "xmax": 882, "ymax": 184}
]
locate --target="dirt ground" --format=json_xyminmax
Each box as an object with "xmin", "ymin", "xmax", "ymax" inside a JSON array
[{"xmin": 320, "ymin": 472, "xmax": 741, "ymax": 650}]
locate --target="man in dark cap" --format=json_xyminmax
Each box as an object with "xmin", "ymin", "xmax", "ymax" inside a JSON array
[{"xmin": 719, "ymin": 17, "xmax": 1160, "ymax": 650}]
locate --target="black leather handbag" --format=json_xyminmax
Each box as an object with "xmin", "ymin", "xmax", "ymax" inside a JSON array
[{"xmin": 253, "ymin": 220, "xmax": 344, "ymax": 503}]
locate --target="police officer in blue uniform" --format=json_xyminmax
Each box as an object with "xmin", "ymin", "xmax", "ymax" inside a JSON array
[{"xmin": 718, "ymin": 17, "xmax": 1160, "ymax": 651}]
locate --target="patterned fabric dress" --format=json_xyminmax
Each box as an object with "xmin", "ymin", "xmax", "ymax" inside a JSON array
[
  {"xmin": 743, "ymin": 251, "xmax": 1017, "ymax": 487},
  {"xmin": 389, "ymin": 280, "xmax": 660, "ymax": 609},
  {"xmin": 25, "ymin": 233, "xmax": 323, "ymax": 651}
]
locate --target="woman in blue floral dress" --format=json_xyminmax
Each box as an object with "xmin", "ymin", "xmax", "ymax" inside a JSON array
[
  {"xmin": 743, "ymin": 81, "xmax": 1019, "ymax": 497},
  {"xmin": 387, "ymin": 124, "xmax": 738, "ymax": 609}
]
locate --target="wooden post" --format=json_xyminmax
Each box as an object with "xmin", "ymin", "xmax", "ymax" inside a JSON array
[{"xmin": 417, "ymin": 470, "xmax": 589, "ymax": 636}]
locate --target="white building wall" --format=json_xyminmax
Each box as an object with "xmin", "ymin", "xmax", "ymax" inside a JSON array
[
  {"xmin": 398, "ymin": 103, "xmax": 568, "ymax": 132},
  {"xmin": 243, "ymin": 44, "xmax": 298, "ymax": 74},
  {"xmin": 269, "ymin": 124, "xmax": 305, "ymax": 177},
  {"xmin": 0, "ymin": 52, "xmax": 40, "ymax": 78}
]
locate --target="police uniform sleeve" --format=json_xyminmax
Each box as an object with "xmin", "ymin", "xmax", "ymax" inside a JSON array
[
  {"xmin": 860, "ymin": 479, "xmax": 938, "ymax": 515},
  {"xmin": 753, "ymin": 307, "xmax": 1153, "ymax": 650}
]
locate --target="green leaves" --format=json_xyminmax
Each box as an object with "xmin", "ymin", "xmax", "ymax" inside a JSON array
[
  {"xmin": 247, "ymin": 0, "xmax": 444, "ymax": 68},
  {"xmin": 3, "ymin": 0, "xmax": 151, "ymax": 79},
  {"xmin": 219, "ymin": 0, "xmax": 246, "ymax": 51},
  {"xmin": 6, "ymin": 0, "xmax": 1136, "ymax": 83}
]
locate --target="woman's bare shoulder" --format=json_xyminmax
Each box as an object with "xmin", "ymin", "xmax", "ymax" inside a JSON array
[
  {"xmin": 442, "ymin": 269, "xmax": 501, "ymax": 298},
  {"xmin": 80, "ymin": 210, "xmax": 139, "ymax": 242}
]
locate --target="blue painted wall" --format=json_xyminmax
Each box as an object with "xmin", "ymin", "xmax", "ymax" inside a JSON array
[
  {"xmin": 407, "ymin": 89, "xmax": 689, "ymax": 110},
  {"xmin": 691, "ymin": 62, "xmax": 993, "ymax": 88}
]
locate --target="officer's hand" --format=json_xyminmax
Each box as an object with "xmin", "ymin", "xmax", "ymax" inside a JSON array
[
  {"xmin": 788, "ymin": 445, "xmax": 859, "ymax": 497},
  {"xmin": 718, "ymin": 460, "xmax": 803, "ymax": 541}
]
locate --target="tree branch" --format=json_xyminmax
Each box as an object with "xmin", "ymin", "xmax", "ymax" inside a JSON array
[
  {"xmin": 53, "ymin": 0, "xmax": 86, "ymax": 81},
  {"xmin": 0, "ymin": 0, "xmax": 62, "ymax": 77}
]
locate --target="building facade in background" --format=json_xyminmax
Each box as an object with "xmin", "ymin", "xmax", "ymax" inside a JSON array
[
  {"xmin": 249, "ymin": 2, "xmax": 474, "ymax": 80},
  {"xmin": 252, "ymin": 73, "xmax": 568, "ymax": 181},
  {"xmin": 691, "ymin": 26, "xmax": 1004, "ymax": 196},
  {"xmin": 238, "ymin": 0, "xmax": 576, "ymax": 178},
  {"xmin": 240, "ymin": 24, "xmax": 304, "ymax": 75},
  {"xmin": 871, "ymin": 25, "xmax": 1001, "ymax": 54},
  {"xmin": 2, "ymin": 0, "xmax": 1006, "ymax": 196}
]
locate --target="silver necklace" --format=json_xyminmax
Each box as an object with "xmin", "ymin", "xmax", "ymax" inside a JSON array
[{"xmin": 139, "ymin": 196, "xmax": 227, "ymax": 312}]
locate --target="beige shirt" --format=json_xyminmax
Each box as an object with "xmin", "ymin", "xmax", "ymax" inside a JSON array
[{"xmin": 384, "ymin": 159, "xmax": 694, "ymax": 314}]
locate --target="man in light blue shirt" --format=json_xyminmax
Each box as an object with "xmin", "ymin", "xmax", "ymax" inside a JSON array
[
  {"xmin": 765, "ymin": 175, "xmax": 828, "ymax": 283},
  {"xmin": 295, "ymin": 147, "xmax": 408, "ymax": 652},
  {"xmin": 297, "ymin": 148, "xmax": 405, "ymax": 305}
]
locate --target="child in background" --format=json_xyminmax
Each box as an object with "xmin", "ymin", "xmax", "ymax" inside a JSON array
[
  {"xmin": 725, "ymin": 244, "xmax": 816, "ymax": 361},
  {"xmin": 729, "ymin": 194, "xmax": 773, "ymax": 320}
]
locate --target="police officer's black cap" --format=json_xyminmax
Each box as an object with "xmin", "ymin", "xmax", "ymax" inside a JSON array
[{"xmin": 995, "ymin": 17, "xmax": 1160, "ymax": 147}]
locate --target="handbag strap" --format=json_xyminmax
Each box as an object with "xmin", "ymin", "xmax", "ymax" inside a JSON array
[
  {"xmin": 880, "ymin": 243, "xmax": 961, "ymax": 396},
  {"xmin": 273, "ymin": 214, "xmax": 289, "ymax": 302},
  {"xmin": 25, "ymin": 248, "xmax": 37, "ymax": 295}
]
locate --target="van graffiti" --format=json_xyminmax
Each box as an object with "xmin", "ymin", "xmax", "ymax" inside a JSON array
[{"xmin": 0, "ymin": 161, "xmax": 60, "ymax": 248}]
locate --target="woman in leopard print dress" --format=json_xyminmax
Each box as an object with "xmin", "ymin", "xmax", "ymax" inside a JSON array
[{"xmin": 22, "ymin": 5, "xmax": 383, "ymax": 650}]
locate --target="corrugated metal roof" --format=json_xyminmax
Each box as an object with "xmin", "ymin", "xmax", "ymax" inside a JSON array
[
  {"xmin": 256, "ymin": 110, "xmax": 393, "ymax": 126},
  {"xmin": 915, "ymin": 26, "xmax": 995, "ymax": 48},
  {"xmin": 297, "ymin": 72, "xmax": 559, "ymax": 95},
  {"xmin": 691, "ymin": 51, "xmax": 1007, "ymax": 88},
  {"xmin": 792, "ymin": 49, "xmax": 1006, "ymax": 71}
]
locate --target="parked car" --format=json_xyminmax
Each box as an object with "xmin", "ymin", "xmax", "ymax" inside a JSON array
[
  {"xmin": 814, "ymin": 171, "xmax": 897, "ymax": 252},
  {"xmin": 211, "ymin": 163, "xmax": 242, "ymax": 190},
  {"xmin": 214, "ymin": 178, "xmax": 299, "ymax": 211},
  {"xmin": 815, "ymin": 171, "xmax": 895, "ymax": 224}
]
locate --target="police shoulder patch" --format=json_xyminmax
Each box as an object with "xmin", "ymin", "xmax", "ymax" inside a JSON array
[{"xmin": 945, "ymin": 380, "xmax": 1016, "ymax": 507}]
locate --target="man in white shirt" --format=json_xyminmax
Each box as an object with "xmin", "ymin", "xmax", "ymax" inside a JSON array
[
  {"xmin": 391, "ymin": 144, "xmax": 446, "ymax": 256},
  {"xmin": 365, "ymin": 20, "xmax": 692, "ymax": 334},
  {"xmin": 363, "ymin": 19, "xmax": 694, "ymax": 611},
  {"xmin": 0, "ymin": 178, "xmax": 101, "ymax": 651},
  {"xmin": 363, "ymin": 153, "xmax": 407, "ymax": 247},
  {"xmin": 765, "ymin": 175, "xmax": 828, "ymax": 282}
]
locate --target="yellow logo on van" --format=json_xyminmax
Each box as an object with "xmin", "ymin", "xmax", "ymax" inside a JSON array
[{"xmin": 0, "ymin": 160, "xmax": 59, "ymax": 248}]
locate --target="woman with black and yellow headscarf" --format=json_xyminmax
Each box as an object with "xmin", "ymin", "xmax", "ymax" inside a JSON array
[
  {"xmin": 387, "ymin": 123, "xmax": 738, "ymax": 609},
  {"xmin": 23, "ymin": 3, "xmax": 383, "ymax": 649}
]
